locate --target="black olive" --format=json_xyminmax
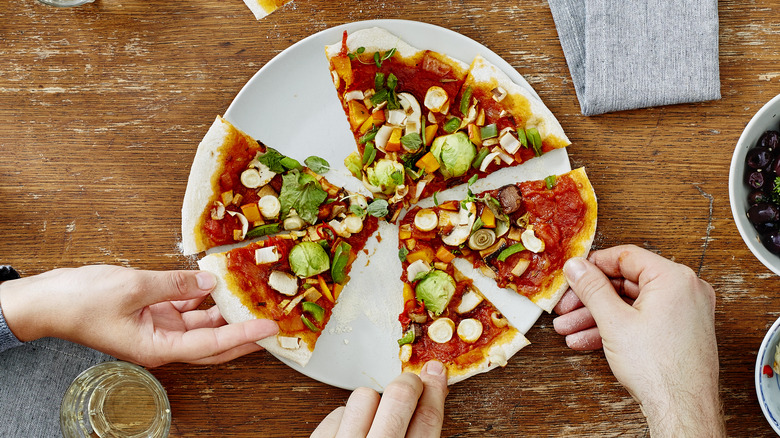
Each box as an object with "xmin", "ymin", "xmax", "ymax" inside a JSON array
[
  {"xmin": 764, "ymin": 232, "xmax": 780, "ymax": 254},
  {"xmin": 748, "ymin": 202, "xmax": 780, "ymax": 225},
  {"xmin": 747, "ymin": 170, "xmax": 766, "ymax": 189},
  {"xmin": 747, "ymin": 147, "xmax": 773, "ymax": 169},
  {"xmin": 760, "ymin": 131, "xmax": 780, "ymax": 150},
  {"xmin": 749, "ymin": 189, "xmax": 771, "ymax": 205}
]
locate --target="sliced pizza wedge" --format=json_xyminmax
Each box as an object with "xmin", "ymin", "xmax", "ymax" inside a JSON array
[
  {"xmin": 325, "ymin": 28, "xmax": 471, "ymax": 219},
  {"xmin": 241, "ymin": 0, "xmax": 292, "ymax": 20},
  {"xmin": 398, "ymin": 167, "xmax": 597, "ymax": 312},
  {"xmin": 181, "ymin": 116, "xmax": 385, "ymax": 255},
  {"xmin": 396, "ymin": 256, "xmax": 529, "ymax": 385},
  {"xmin": 199, "ymin": 212, "xmax": 380, "ymax": 367}
]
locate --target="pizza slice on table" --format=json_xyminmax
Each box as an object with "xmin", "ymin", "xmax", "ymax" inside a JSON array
[
  {"xmin": 198, "ymin": 208, "xmax": 381, "ymax": 367},
  {"xmin": 396, "ymin": 249, "xmax": 529, "ymax": 384},
  {"xmin": 241, "ymin": 0, "xmax": 292, "ymax": 20},
  {"xmin": 181, "ymin": 116, "xmax": 386, "ymax": 255},
  {"xmin": 398, "ymin": 167, "xmax": 597, "ymax": 313}
]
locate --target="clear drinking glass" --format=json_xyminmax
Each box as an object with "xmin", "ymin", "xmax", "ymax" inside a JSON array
[
  {"xmin": 60, "ymin": 361, "xmax": 171, "ymax": 438},
  {"xmin": 37, "ymin": 0, "xmax": 95, "ymax": 6}
]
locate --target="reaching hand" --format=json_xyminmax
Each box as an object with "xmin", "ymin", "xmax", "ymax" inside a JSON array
[
  {"xmin": 312, "ymin": 361, "xmax": 448, "ymax": 438},
  {"xmin": 552, "ymin": 245, "xmax": 725, "ymax": 436},
  {"xmin": 0, "ymin": 266, "xmax": 278, "ymax": 367}
]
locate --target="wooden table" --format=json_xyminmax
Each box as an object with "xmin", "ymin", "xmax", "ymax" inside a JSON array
[{"xmin": 1, "ymin": 0, "xmax": 776, "ymax": 436}]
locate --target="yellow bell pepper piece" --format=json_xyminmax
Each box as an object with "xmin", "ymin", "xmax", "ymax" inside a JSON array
[
  {"xmin": 406, "ymin": 247, "xmax": 435, "ymax": 265},
  {"xmin": 385, "ymin": 127, "xmax": 403, "ymax": 152},
  {"xmin": 331, "ymin": 55, "xmax": 353, "ymax": 88},
  {"xmin": 435, "ymin": 246, "xmax": 456, "ymax": 263},
  {"xmin": 424, "ymin": 124, "xmax": 438, "ymax": 146},
  {"xmin": 359, "ymin": 115, "xmax": 375, "ymax": 134},
  {"xmin": 318, "ymin": 275, "xmax": 334, "ymax": 303},
  {"xmin": 348, "ymin": 100, "xmax": 370, "ymax": 131},
  {"xmin": 333, "ymin": 283, "xmax": 344, "ymax": 302},
  {"xmin": 240, "ymin": 203, "xmax": 262, "ymax": 223},
  {"xmin": 481, "ymin": 207, "xmax": 496, "ymax": 228},
  {"xmin": 403, "ymin": 283, "xmax": 415, "ymax": 302},
  {"xmin": 416, "ymin": 152, "xmax": 440, "ymax": 174}
]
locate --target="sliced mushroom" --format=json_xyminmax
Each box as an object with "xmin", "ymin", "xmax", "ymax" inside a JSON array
[
  {"xmin": 442, "ymin": 202, "xmax": 476, "ymax": 247},
  {"xmin": 398, "ymin": 92, "xmax": 422, "ymax": 135},
  {"xmin": 456, "ymin": 289, "xmax": 484, "ymax": 314},
  {"xmin": 479, "ymin": 238, "xmax": 507, "ymax": 262},
  {"xmin": 499, "ymin": 131, "xmax": 522, "ymax": 155},
  {"xmin": 227, "ymin": 211, "xmax": 249, "ymax": 240},
  {"xmin": 255, "ymin": 246, "xmax": 280, "ymax": 265},
  {"xmin": 406, "ymin": 259, "xmax": 431, "ymax": 283},
  {"xmin": 521, "ymin": 228, "xmax": 545, "ymax": 253},
  {"xmin": 268, "ymin": 271, "xmax": 298, "ymax": 296}
]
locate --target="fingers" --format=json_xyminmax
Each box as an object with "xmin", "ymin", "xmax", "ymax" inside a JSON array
[
  {"xmin": 168, "ymin": 318, "xmax": 278, "ymax": 364},
  {"xmin": 367, "ymin": 373, "xmax": 424, "ymax": 437},
  {"xmin": 187, "ymin": 342, "xmax": 265, "ymax": 365},
  {"xmin": 553, "ymin": 306, "xmax": 595, "ymax": 336},
  {"xmin": 311, "ymin": 407, "xmax": 345, "ymax": 438},
  {"xmin": 553, "ymin": 289, "xmax": 584, "ymax": 314},
  {"xmin": 564, "ymin": 327, "xmax": 603, "ymax": 350},
  {"xmin": 563, "ymin": 257, "xmax": 631, "ymax": 323},
  {"xmin": 133, "ymin": 270, "xmax": 216, "ymax": 308},
  {"xmin": 406, "ymin": 361, "xmax": 448, "ymax": 438},
  {"xmin": 587, "ymin": 245, "xmax": 673, "ymax": 286},
  {"xmin": 336, "ymin": 387, "xmax": 381, "ymax": 437},
  {"xmin": 181, "ymin": 306, "xmax": 227, "ymax": 330}
]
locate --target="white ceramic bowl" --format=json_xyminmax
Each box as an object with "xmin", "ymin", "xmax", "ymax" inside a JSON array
[
  {"xmin": 756, "ymin": 316, "xmax": 780, "ymax": 435},
  {"xmin": 729, "ymin": 93, "xmax": 780, "ymax": 276}
]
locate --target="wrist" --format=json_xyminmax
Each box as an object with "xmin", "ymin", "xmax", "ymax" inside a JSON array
[
  {"xmin": 0, "ymin": 276, "xmax": 51, "ymax": 342},
  {"xmin": 640, "ymin": 386, "xmax": 725, "ymax": 437}
]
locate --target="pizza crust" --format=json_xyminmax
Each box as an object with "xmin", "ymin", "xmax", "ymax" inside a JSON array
[
  {"xmin": 324, "ymin": 27, "xmax": 470, "ymax": 75},
  {"xmin": 241, "ymin": 0, "xmax": 290, "ymax": 20},
  {"xmin": 402, "ymin": 328, "xmax": 530, "ymax": 385},
  {"xmin": 181, "ymin": 116, "xmax": 256, "ymax": 255},
  {"xmin": 198, "ymin": 252, "xmax": 314, "ymax": 367},
  {"xmin": 465, "ymin": 55, "xmax": 570, "ymax": 151},
  {"xmin": 532, "ymin": 167, "xmax": 598, "ymax": 313}
]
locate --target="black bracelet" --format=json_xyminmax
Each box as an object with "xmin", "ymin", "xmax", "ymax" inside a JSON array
[{"xmin": 0, "ymin": 266, "xmax": 20, "ymax": 282}]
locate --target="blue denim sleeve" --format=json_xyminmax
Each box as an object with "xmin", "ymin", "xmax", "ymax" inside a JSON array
[{"xmin": 0, "ymin": 303, "xmax": 23, "ymax": 353}]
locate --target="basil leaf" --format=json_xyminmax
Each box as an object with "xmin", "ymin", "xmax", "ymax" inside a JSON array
[
  {"xmin": 390, "ymin": 169, "xmax": 404, "ymax": 186},
  {"xmin": 359, "ymin": 126, "xmax": 379, "ymax": 144},
  {"xmin": 382, "ymin": 48, "xmax": 397, "ymax": 61},
  {"xmin": 279, "ymin": 169, "xmax": 328, "ymax": 225},
  {"xmin": 362, "ymin": 142, "xmax": 377, "ymax": 166},
  {"xmin": 401, "ymin": 132, "xmax": 423, "ymax": 151},
  {"xmin": 280, "ymin": 156, "xmax": 302, "ymax": 171},
  {"xmin": 356, "ymin": 47, "xmax": 365, "ymax": 54},
  {"xmin": 387, "ymin": 73, "xmax": 398, "ymax": 91},
  {"xmin": 350, "ymin": 204, "xmax": 366, "ymax": 217},
  {"xmin": 305, "ymin": 156, "xmax": 330, "ymax": 174},
  {"xmin": 367, "ymin": 199, "xmax": 389, "ymax": 217},
  {"xmin": 256, "ymin": 147, "xmax": 287, "ymax": 174},
  {"xmin": 370, "ymin": 89, "xmax": 389, "ymax": 107},
  {"xmin": 374, "ymin": 51, "xmax": 381, "ymax": 68},
  {"xmin": 398, "ymin": 246, "xmax": 409, "ymax": 262},
  {"xmin": 375, "ymin": 72, "xmax": 386, "ymax": 91},
  {"xmin": 246, "ymin": 223, "xmax": 281, "ymax": 239},
  {"xmin": 497, "ymin": 243, "xmax": 526, "ymax": 262}
]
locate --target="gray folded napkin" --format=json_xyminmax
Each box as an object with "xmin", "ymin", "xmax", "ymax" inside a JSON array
[
  {"xmin": 547, "ymin": 0, "xmax": 721, "ymax": 116},
  {"xmin": 0, "ymin": 338, "xmax": 112, "ymax": 436}
]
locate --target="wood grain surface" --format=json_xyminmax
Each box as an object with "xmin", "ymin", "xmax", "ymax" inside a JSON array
[{"xmin": 1, "ymin": 0, "xmax": 777, "ymax": 436}]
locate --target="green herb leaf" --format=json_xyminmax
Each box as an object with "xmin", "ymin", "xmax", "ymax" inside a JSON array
[
  {"xmin": 545, "ymin": 175, "xmax": 557, "ymax": 189},
  {"xmin": 374, "ymin": 51, "xmax": 381, "ymax": 68},
  {"xmin": 279, "ymin": 169, "xmax": 328, "ymax": 225},
  {"xmin": 527, "ymin": 127, "xmax": 543, "ymax": 157},
  {"xmin": 357, "ymin": 47, "xmax": 365, "ymax": 54},
  {"xmin": 401, "ymin": 132, "xmax": 423, "ymax": 151},
  {"xmin": 370, "ymin": 89, "xmax": 389, "ymax": 107},
  {"xmin": 350, "ymin": 204, "xmax": 366, "ymax": 217},
  {"xmin": 497, "ymin": 243, "xmax": 526, "ymax": 262},
  {"xmin": 367, "ymin": 199, "xmax": 389, "ymax": 217},
  {"xmin": 362, "ymin": 142, "xmax": 377, "ymax": 166},
  {"xmin": 256, "ymin": 147, "xmax": 288, "ymax": 174},
  {"xmin": 331, "ymin": 241, "xmax": 352, "ymax": 284},
  {"xmin": 382, "ymin": 48, "xmax": 397, "ymax": 61},
  {"xmin": 387, "ymin": 73, "xmax": 398, "ymax": 90},
  {"xmin": 398, "ymin": 246, "xmax": 409, "ymax": 262},
  {"xmin": 375, "ymin": 72, "xmax": 386, "ymax": 91},
  {"xmin": 280, "ymin": 156, "xmax": 302, "ymax": 171},
  {"xmin": 305, "ymin": 156, "xmax": 330, "ymax": 174},
  {"xmin": 443, "ymin": 117, "xmax": 461, "ymax": 133},
  {"xmin": 246, "ymin": 223, "xmax": 281, "ymax": 239},
  {"xmin": 390, "ymin": 169, "xmax": 404, "ymax": 186},
  {"xmin": 460, "ymin": 86, "xmax": 473, "ymax": 115},
  {"xmin": 359, "ymin": 126, "xmax": 379, "ymax": 144},
  {"xmin": 773, "ymin": 177, "xmax": 780, "ymax": 204}
]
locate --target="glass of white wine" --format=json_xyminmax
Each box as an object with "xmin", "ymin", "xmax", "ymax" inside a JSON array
[
  {"xmin": 37, "ymin": 0, "xmax": 95, "ymax": 7},
  {"xmin": 60, "ymin": 361, "xmax": 171, "ymax": 438}
]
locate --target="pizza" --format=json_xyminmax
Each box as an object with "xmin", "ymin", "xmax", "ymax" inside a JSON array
[
  {"xmin": 325, "ymin": 28, "xmax": 570, "ymax": 219},
  {"xmin": 182, "ymin": 26, "xmax": 597, "ymax": 385},
  {"xmin": 199, "ymin": 214, "xmax": 380, "ymax": 366},
  {"xmin": 397, "ymin": 246, "xmax": 529, "ymax": 384},
  {"xmin": 398, "ymin": 167, "xmax": 597, "ymax": 313},
  {"xmin": 181, "ymin": 116, "xmax": 387, "ymax": 255},
  {"xmin": 241, "ymin": 0, "xmax": 292, "ymax": 20}
]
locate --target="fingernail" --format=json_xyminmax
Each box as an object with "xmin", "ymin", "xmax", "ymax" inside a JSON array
[
  {"xmin": 424, "ymin": 360, "xmax": 445, "ymax": 376},
  {"xmin": 196, "ymin": 271, "xmax": 216, "ymax": 291},
  {"xmin": 563, "ymin": 257, "xmax": 587, "ymax": 283}
]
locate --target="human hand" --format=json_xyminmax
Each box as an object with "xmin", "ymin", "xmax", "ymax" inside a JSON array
[
  {"xmin": 552, "ymin": 245, "xmax": 724, "ymax": 436},
  {"xmin": 311, "ymin": 361, "xmax": 448, "ymax": 438},
  {"xmin": 0, "ymin": 266, "xmax": 278, "ymax": 367}
]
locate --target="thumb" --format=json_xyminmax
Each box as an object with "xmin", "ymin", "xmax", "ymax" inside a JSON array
[
  {"xmin": 564, "ymin": 257, "xmax": 630, "ymax": 323},
  {"xmin": 133, "ymin": 270, "xmax": 215, "ymax": 307}
]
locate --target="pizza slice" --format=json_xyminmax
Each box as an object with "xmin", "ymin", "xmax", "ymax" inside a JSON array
[
  {"xmin": 181, "ymin": 116, "xmax": 385, "ymax": 255},
  {"xmin": 241, "ymin": 0, "xmax": 292, "ymax": 20},
  {"xmin": 325, "ymin": 28, "xmax": 471, "ymax": 219},
  {"xmin": 448, "ymin": 55, "xmax": 570, "ymax": 176},
  {"xmin": 396, "ymin": 253, "xmax": 529, "ymax": 384},
  {"xmin": 398, "ymin": 167, "xmax": 597, "ymax": 312},
  {"xmin": 198, "ymin": 209, "xmax": 380, "ymax": 367}
]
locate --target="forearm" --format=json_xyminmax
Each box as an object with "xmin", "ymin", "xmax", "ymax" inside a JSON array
[
  {"xmin": 0, "ymin": 273, "xmax": 61, "ymax": 342},
  {"xmin": 640, "ymin": 385, "xmax": 725, "ymax": 437}
]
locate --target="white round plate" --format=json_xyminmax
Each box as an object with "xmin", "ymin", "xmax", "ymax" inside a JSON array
[
  {"xmin": 223, "ymin": 19, "xmax": 570, "ymax": 391},
  {"xmin": 756, "ymin": 316, "xmax": 780, "ymax": 435}
]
